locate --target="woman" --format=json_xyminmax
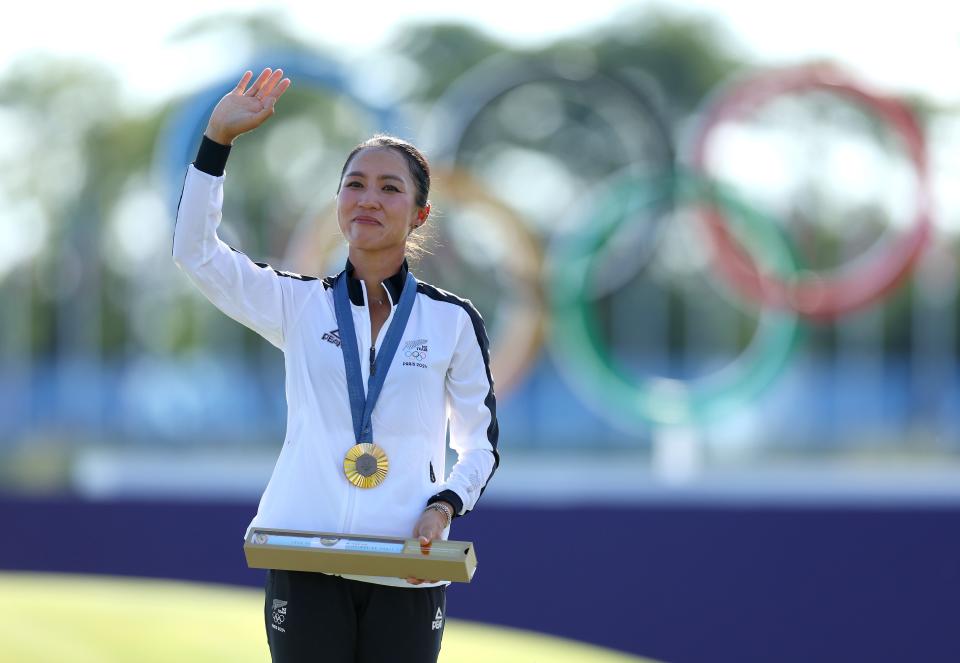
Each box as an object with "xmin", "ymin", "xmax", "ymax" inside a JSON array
[{"xmin": 172, "ymin": 68, "xmax": 500, "ymax": 663}]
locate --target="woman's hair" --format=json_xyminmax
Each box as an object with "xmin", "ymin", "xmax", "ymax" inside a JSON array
[
  {"xmin": 338, "ymin": 134, "xmax": 431, "ymax": 207},
  {"xmin": 337, "ymin": 134, "xmax": 434, "ymax": 259}
]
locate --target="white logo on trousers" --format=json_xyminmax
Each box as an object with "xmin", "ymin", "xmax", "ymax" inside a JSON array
[{"xmin": 272, "ymin": 599, "xmax": 287, "ymax": 633}]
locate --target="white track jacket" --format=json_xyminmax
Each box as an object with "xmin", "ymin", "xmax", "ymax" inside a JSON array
[{"xmin": 173, "ymin": 152, "xmax": 499, "ymax": 587}]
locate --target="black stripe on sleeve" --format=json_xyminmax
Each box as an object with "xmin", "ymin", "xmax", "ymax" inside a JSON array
[
  {"xmin": 173, "ymin": 135, "xmax": 231, "ymax": 258},
  {"xmin": 170, "ymin": 136, "xmax": 230, "ymax": 255},
  {"xmin": 222, "ymin": 245, "xmax": 319, "ymax": 281},
  {"xmin": 255, "ymin": 263, "xmax": 319, "ymax": 282},
  {"xmin": 172, "ymin": 168, "xmax": 189, "ymax": 258},
  {"xmin": 419, "ymin": 282, "xmax": 500, "ymax": 517}
]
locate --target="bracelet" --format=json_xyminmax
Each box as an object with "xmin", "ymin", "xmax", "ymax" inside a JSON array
[{"xmin": 424, "ymin": 502, "xmax": 453, "ymax": 528}]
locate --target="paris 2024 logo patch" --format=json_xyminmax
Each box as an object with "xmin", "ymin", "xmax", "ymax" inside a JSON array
[{"xmin": 402, "ymin": 339, "xmax": 428, "ymax": 369}]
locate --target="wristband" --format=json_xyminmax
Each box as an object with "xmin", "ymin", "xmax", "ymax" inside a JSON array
[{"xmin": 194, "ymin": 134, "xmax": 231, "ymax": 176}]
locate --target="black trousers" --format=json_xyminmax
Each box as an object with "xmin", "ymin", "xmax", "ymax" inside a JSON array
[{"xmin": 264, "ymin": 570, "xmax": 446, "ymax": 663}]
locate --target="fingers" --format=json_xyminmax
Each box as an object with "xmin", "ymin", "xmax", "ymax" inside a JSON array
[
  {"xmin": 268, "ymin": 77, "xmax": 292, "ymax": 104},
  {"xmin": 404, "ymin": 576, "xmax": 439, "ymax": 585},
  {"xmin": 419, "ymin": 534, "xmax": 433, "ymax": 555},
  {"xmin": 413, "ymin": 513, "xmax": 444, "ymax": 551},
  {"xmin": 252, "ymin": 69, "xmax": 291, "ymax": 118},
  {"xmin": 407, "ymin": 530, "xmax": 439, "ymax": 584},
  {"xmin": 244, "ymin": 68, "xmax": 273, "ymax": 97},
  {"xmin": 252, "ymin": 88, "xmax": 287, "ymax": 122},
  {"xmin": 257, "ymin": 69, "xmax": 286, "ymax": 100},
  {"xmin": 234, "ymin": 68, "xmax": 287, "ymax": 99},
  {"xmin": 233, "ymin": 70, "xmax": 253, "ymax": 93},
  {"xmin": 415, "ymin": 526, "xmax": 439, "ymax": 545}
]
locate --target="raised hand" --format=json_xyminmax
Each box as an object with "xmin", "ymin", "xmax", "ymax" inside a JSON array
[{"xmin": 204, "ymin": 68, "xmax": 291, "ymax": 145}]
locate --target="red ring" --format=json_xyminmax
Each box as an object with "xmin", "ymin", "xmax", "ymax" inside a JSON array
[{"xmin": 690, "ymin": 64, "xmax": 932, "ymax": 321}]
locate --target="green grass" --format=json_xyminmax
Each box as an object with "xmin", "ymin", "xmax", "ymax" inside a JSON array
[{"xmin": 0, "ymin": 573, "xmax": 661, "ymax": 663}]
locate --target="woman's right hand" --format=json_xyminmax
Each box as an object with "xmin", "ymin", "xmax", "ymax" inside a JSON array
[{"xmin": 204, "ymin": 68, "xmax": 291, "ymax": 145}]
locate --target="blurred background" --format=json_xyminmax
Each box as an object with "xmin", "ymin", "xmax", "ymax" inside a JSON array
[{"xmin": 2, "ymin": 2, "xmax": 959, "ymax": 662}]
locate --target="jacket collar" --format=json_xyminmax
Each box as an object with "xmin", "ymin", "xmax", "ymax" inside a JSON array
[{"xmin": 343, "ymin": 258, "xmax": 410, "ymax": 307}]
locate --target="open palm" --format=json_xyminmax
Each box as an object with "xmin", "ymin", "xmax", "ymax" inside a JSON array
[{"xmin": 205, "ymin": 68, "xmax": 291, "ymax": 145}]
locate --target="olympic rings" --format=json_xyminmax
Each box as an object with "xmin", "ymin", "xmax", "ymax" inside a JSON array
[
  {"xmin": 689, "ymin": 63, "xmax": 932, "ymax": 320},
  {"xmin": 421, "ymin": 52, "xmax": 675, "ymax": 168},
  {"xmin": 418, "ymin": 52, "xmax": 677, "ymax": 288},
  {"xmin": 548, "ymin": 170, "xmax": 802, "ymax": 427},
  {"xmin": 159, "ymin": 53, "xmax": 930, "ymax": 430}
]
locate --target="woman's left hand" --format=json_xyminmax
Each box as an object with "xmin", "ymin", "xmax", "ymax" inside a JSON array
[{"xmin": 405, "ymin": 502, "xmax": 453, "ymax": 585}]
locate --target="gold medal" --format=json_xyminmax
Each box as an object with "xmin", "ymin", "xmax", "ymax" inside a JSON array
[{"xmin": 343, "ymin": 443, "xmax": 389, "ymax": 488}]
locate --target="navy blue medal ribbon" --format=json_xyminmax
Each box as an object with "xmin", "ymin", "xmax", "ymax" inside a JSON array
[{"xmin": 334, "ymin": 270, "xmax": 417, "ymax": 487}]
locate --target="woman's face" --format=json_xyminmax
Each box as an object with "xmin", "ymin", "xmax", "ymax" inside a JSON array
[{"xmin": 337, "ymin": 147, "xmax": 422, "ymax": 253}]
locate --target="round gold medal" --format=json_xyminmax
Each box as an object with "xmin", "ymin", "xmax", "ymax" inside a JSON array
[{"xmin": 343, "ymin": 443, "xmax": 389, "ymax": 488}]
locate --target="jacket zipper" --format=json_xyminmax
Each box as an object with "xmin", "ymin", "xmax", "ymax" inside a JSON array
[{"xmin": 342, "ymin": 284, "xmax": 395, "ymax": 534}]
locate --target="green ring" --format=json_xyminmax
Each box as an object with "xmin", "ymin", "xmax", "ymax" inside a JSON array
[{"xmin": 548, "ymin": 171, "xmax": 803, "ymax": 427}]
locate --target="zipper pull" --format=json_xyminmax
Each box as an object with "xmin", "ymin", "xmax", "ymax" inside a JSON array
[{"xmin": 369, "ymin": 346, "xmax": 376, "ymax": 376}]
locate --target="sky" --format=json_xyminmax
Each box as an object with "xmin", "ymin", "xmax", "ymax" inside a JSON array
[{"xmin": 3, "ymin": 0, "xmax": 959, "ymax": 107}]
